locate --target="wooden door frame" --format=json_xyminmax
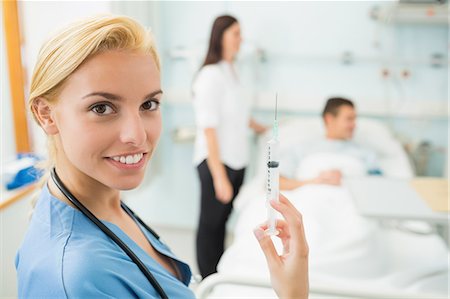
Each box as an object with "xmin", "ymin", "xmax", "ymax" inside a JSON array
[{"xmin": 3, "ymin": 0, "xmax": 30, "ymax": 153}]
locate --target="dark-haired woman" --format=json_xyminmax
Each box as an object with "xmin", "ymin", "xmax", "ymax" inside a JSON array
[{"xmin": 192, "ymin": 15, "xmax": 266, "ymax": 278}]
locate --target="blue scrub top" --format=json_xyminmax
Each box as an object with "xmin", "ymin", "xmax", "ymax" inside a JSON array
[{"xmin": 15, "ymin": 184, "xmax": 195, "ymax": 298}]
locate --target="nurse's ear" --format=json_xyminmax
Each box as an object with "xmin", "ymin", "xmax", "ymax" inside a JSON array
[{"xmin": 31, "ymin": 97, "xmax": 59, "ymax": 135}]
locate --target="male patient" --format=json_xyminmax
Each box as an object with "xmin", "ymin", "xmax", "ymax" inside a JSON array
[{"xmin": 280, "ymin": 97, "xmax": 382, "ymax": 190}]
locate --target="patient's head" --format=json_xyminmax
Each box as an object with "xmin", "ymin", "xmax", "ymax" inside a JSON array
[{"xmin": 322, "ymin": 97, "xmax": 356, "ymax": 140}]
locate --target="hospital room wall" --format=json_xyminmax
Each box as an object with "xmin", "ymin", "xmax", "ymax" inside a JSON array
[
  {"xmin": 125, "ymin": 1, "xmax": 448, "ymax": 229},
  {"xmin": 157, "ymin": 1, "xmax": 448, "ymax": 158},
  {"xmin": 160, "ymin": 1, "xmax": 447, "ymax": 106}
]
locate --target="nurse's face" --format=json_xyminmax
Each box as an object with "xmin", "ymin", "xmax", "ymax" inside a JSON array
[
  {"xmin": 222, "ymin": 22, "xmax": 241, "ymax": 58},
  {"xmin": 49, "ymin": 50, "xmax": 162, "ymax": 190}
]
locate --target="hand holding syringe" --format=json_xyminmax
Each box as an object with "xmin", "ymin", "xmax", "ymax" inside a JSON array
[
  {"xmin": 266, "ymin": 94, "xmax": 280, "ymax": 236},
  {"xmin": 257, "ymin": 99, "xmax": 310, "ymax": 296}
]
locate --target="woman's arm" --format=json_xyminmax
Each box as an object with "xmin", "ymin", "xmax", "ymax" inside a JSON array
[
  {"xmin": 204, "ymin": 128, "xmax": 233, "ymax": 203},
  {"xmin": 249, "ymin": 118, "xmax": 267, "ymax": 135}
]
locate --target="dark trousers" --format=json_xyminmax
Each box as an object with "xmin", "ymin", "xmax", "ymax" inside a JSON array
[{"xmin": 196, "ymin": 160, "xmax": 245, "ymax": 279}]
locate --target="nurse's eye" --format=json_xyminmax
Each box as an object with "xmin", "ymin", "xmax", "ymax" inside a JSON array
[
  {"xmin": 141, "ymin": 100, "xmax": 160, "ymax": 111},
  {"xmin": 90, "ymin": 103, "xmax": 115, "ymax": 115}
]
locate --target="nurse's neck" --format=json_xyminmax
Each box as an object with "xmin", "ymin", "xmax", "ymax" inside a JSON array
[
  {"xmin": 49, "ymin": 163, "xmax": 122, "ymax": 221},
  {"xmin": 222, "ymin": 51, "xmax": 235, "ymax": 64}
]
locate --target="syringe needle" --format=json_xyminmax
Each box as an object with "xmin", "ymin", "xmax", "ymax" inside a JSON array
[{"xmin": 275, "ymin": 93, "xmax": 278, "ymax": 121}]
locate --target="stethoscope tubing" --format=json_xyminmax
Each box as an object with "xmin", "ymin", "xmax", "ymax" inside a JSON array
[{"xmin": 50, "ymin": 168, "xmax": 168, "ymax": 299}]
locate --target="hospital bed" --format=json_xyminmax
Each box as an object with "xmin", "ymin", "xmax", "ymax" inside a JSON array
[{"xmin": 196, "ymin": 117, "xmax": 449, "ymax": 299}]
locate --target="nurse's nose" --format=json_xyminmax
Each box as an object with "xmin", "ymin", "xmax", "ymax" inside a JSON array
[{"xmin": 119, "ymin": 112, "xmax": 146, "ymax": 147}]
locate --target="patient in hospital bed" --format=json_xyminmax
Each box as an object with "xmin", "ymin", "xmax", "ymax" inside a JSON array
[
  {"xmin": 206, "ymin": 98, "xmax": 448, "ymax": 298},
  {"xmin": 271, "ymin": 99, "xmax": 447, "ymax": 287},
  {"xmin": 280, "ymin": 97, "xmax": 382, "ymax": 190}
]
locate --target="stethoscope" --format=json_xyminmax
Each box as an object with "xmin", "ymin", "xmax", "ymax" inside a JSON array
[{"xmin": 50, "ymin": 168, "xmax": 168, "ymax": 299}]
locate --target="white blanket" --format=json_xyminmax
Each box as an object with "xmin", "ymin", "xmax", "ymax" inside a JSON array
[{"xmin": 219, "ymin": 179, "xmax": 449, "ymax": 296}]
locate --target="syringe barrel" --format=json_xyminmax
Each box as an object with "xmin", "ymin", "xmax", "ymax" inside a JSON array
[
  {"xmin": 266, "ymin": 138, "xmax": 280, "ymax": 234},
  {"xmin": 266, "ymin": 138, "xmax": 280, "ymax": 203}
]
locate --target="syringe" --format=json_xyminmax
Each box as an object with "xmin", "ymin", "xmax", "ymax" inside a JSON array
[{"xmin": 265, "ymin": 94, "xmax": 280, "ymax": 236}]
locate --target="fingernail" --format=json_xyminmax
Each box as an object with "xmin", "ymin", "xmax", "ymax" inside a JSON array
[{"xmin": 253, "ymin": 228, "xmax": 265, "ymax": 241}]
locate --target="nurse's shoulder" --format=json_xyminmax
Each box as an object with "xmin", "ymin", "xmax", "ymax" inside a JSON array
[
  {"xmin": 194, "ymin": 62, "xmax": 225, "ymax": 88},
  {"xmin": 15, "ymin": 186, "xmax": 75, "ymax": 298}
]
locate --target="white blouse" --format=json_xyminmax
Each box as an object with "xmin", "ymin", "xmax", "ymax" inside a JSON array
[{"xmin": 192, "ymin": 61, "xmax": 250, "ymax": 170}]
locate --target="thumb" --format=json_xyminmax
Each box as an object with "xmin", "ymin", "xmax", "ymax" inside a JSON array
[{"xmin": 253, "ymin": 228, "xmax": 280, "ymax": 270}]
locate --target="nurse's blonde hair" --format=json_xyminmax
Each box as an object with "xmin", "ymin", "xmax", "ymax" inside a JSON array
[{"xmin": 29, "ymin": 14, "xmax": 160, "ymax": 169}]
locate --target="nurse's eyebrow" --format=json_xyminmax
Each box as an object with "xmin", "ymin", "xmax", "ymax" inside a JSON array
[
  {"xmin": 82, "ymin": 90, "xmax": 163, "ymax": 101},
  {"xmin": 82, "ymin": 92, "xmax": 122, "ymax": 101},
  {"xmin": 144, "ymin": 90, "xmax": 163, "ymax": 99}
]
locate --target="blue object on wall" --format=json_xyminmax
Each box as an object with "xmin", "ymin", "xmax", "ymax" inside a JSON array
[{"xmin": 5, "ymin": 153, "xmax": 44, "ymax": 190}]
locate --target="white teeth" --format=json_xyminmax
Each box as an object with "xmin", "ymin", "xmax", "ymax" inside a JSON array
[
  {"xmin": 125, "ymin": 156, "xmax": 133, "ymax": 164},
  {"xmin": 111, "ymin": 153, "xmax": 144, "ymax": 165}
]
